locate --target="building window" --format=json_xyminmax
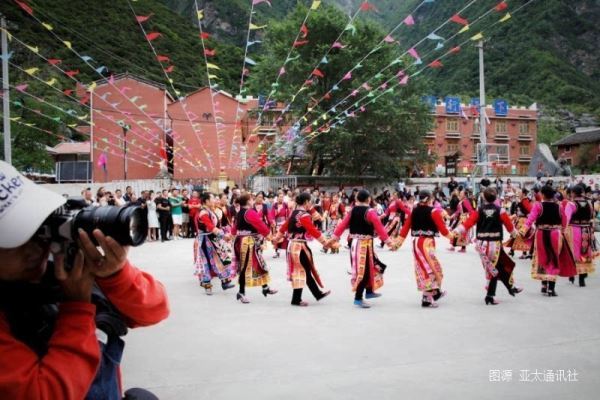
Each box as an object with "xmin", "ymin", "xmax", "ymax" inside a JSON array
[
  {"xmin": 563, "ymin": 145, "xmax": 571, "ymax": 153},
  {"xmin": 519, "ymin": 122, "xmax": 529, "ymax": 134},
  {"xmin": 519, "ymin": 145, "xmax": 530, "ymax": 156},
  {"xmin": 446, "ymin": 118, "xmax": 459, "ymax": 132},
  {"xmin": 495, "ymin": 120, "xmax": 507, "ymax": 134},
  {"xmin": 447, "ymin": 143, "xmax": 458, "ymax": 153},
  {"xmin": 519, "ymin": 165, "xmax": 528, "ymax": 175}
]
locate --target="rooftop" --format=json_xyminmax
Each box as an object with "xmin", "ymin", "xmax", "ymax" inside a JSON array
[
  {"xmin": 552, "ymin": 127, "xmax": 600, "ymax": 146},
  {"xmin": 47, "ymin": 141, "xmax": 91, "ymax": 155}
]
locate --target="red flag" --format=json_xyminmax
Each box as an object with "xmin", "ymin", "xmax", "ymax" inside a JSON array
[
  {"xmin": 300, "ymin": 24, "xmax": 308, "ymax": 38},
  {"xmin": 135, "ymin": 14, "xmax": 153, "ymax": 23},
  {"xmin": 204, "ymin": 48, "xmax": 216, "ymax": 57},
  {"xmin": 156, "ymin": 55, "xmax": 170, "ymax": 62},
  {"xmin": 63, "ymin": 89, "xmax": 74, "ymax": 96},
  {"xmin": 324, "ymin": 92, "xmax": 331, "ymax": 100},
  {"xmin": 428, "ymin": 59, "xmax": 443, "ymax": 69},
  {"xmin": 293, "ymin": 40, "xmax": 309, "ymax": 47},
  {"xmin": 450, "ymin": 14, "xmax": 468, "ymax": 26},
  {"xmin": 79, "ymin": 93, "xmax": 90, "ymax": 105},
  {"xmin": 159, "ymin": 140, "xmax": 167, "ymax": 161},
  {"xmin": 200, "ymin": 32, "xmax": 211, "ymax": 40},
  {"xmin": 450, "ymin": 46, "xmax": 461, "ymax": 54},
  {"xmin": 495, "ymin": 1, "xmax": 508, "ymax": 12},
  {"xmin": 145, "ymin": 32, "xmax": 161, "ymax": 41},
  {"xmin": 47, "ymin": 58, "xmax": 62, "ymax": 65},
  {"xmin": 14, "ymin": 0, "xmax": 33, "ymax": 15},
  {"xmin": 312, "ymin": 68, "xmax": 325, "ymax": 78},
  {"xmin": 165, "ymin": 65, "xmax": 174, "ymax": 73},
  {"xmin": 359, "ymin": 1, "xmax": 377, "ymax": 12},
  {"xmin": 65, "ymin": 69, "xmax": 80, "ymax": 78}
]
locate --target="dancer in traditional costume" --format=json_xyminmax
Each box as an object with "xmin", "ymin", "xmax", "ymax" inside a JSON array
[
  {"xmin": 448, "ymin": 189, "xmax": 474, "ymax": 252},
  {"xmin": 273, "ymin": 192, "xmax": 332, "ymax": 306},
  {"xmin": 521, "ymin": 185, "xmax": 577, "ymax": 296},
  {"xmin": 269, "ymin": 192, "xmax": 290, "ymax": 258},
  {"xmin": 454, "ymin": 188, "xmax": 523, "ymax": 305},
  {"xmin": 331, "ymin": 190, "xmax": 396, "ymax": 308},
  {"xmin": 232, "ymin": 194, "xmax": 277, "ymax": 304},
  {"xmin": 397, "ymin": 190, "xmax": 454, "ymax": 308},
  {"xmin": 564, "ymin": 185, "xmax": 598, "ymax": 287},
  {"xmin": 322, "ymin": 193, "xmax": 345, "ymax": 254},
  {"xmin": 193, "ymin": 192, "xmax": 236, "ymax": 295},
  {"xmin": 380, "ymin": 193, "xmax": 410, "ymax": 248},
  {"xmin": 505, "ymin": 188, "xmax": 533, "ymax": 259}
]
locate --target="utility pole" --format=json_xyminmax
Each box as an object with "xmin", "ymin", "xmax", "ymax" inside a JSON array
[
  {"xmin": 477, "ymin": 40, "xmax": 488, "ymax": 177},
  {"xmin": 1, "ymin": 16, "xmax": 11, "ymax": 164}
]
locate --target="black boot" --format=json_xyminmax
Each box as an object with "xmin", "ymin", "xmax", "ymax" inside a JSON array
[
  {"xmin": 569, "ymin": 276, "xmax": 575, "ymax": 284},
  {"xmin": 579, "ymin": 273, "xmax": 587, "ymax": 287},
  {"xmin": 541, "ymin": 281, "xmax": 548, "ymax": 294},
  {"xmin": 548, "ymin": 281, "xmax": 558, "ymax": 297}
]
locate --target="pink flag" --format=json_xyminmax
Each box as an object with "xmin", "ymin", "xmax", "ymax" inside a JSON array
[
  {"xmin": 403, "ymin": 15, "xmax": 415, "ymax": 26},
  {"xmin": 135, "ymin": 14, "xmax": 153, "ymax": 23},
  {"xmin": 145, "ymin": 32, "xmax": 161, "ymax": 41},
  {"xmin": 384, "ymin": 35, "xmax": 395, "ymax": 43},
  {"xmin": 399, "ymin": 75, "xmax": 409, "ymax": 85},
  {"xmin": 351, "ymin": 89, "xmax": 359, "ymax": 97},
  {"xmin": 252, "ymin": 0, "xmax": 271, "ymax": 5},
  {"xmin": 332, "ymin": 42, "xmax": 346, "ymax": 49},
  {"xmin": 408, "ymin": 47, "xmax": 420, "ymax": 60},
  {"xmin": 396, "ymin": 69, "xmax": 405, "ymax": 77},
  {"xmin": 361, "ymin": 83, "xmax": 372, "ymax": 91},
  {"xmin": 342, "ymin": 71, "xmax": 352, "ymax": 80},
  {"xmin": 15, "ymin": 84, "xmax": 28, "ymax": 92}
]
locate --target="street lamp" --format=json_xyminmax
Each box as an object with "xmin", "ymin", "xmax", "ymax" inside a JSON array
[{"xmin": 119, "ymin": 122, "xmax": 130, "ymax": 180}]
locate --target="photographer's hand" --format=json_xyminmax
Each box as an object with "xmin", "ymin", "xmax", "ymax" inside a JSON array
[
  {"xmin": 78, "ymin": 229, "xmax": 130, "ymax": 278},
  {"xmin": 54, "ymin": 249, "xmax": 94, "ymax": 302}
]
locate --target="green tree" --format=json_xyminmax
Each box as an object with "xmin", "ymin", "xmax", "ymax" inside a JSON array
[{"xmin": 248, "ymin": 4, "xmax": 432, "ymax": 180}]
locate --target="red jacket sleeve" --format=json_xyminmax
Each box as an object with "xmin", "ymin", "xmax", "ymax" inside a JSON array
[
  {"xmin": 432, "ymin": 209, "xmax": 450, "ymax": 236},
  {"xmin": 333, "ymin": 212, "xmax": 351, "ymax": 239},
  {"xmin": 461, "ymin": 211, "xmax": 480, "ymax": 231},
  {"xmin": 367, "ymin": 209, "xmax": 389, "ymax": 242},
  {"xmin": 96, "ymin": 261, "xmax": 170, "ymax": 328},
  {"xmin": 500, "ymin": 210, "xmax": 515, "ymax": 232},
  {"xmin": 277, "ymin": 219, "xmax": 289, "ymax": 235},
  {"xmin": 522, "ymin": 198, "xmax": 532, "ymax": 213},
  {"xmin": 244, "ymin": 209, "xmax": 271, "ymax": 236},
  {"xmin": 0, "ymin": 303, "xmax": 100, "ymax": 400},
  {"xmin": 198, "ymin": 211, "xmax": 215, "ymax": 232},
  {"xmin": 399, "ymin": 213, "xmax": 412, "ymax": 239},
  {"xmin": 299, "ymin": 214, "xmax": 322, "ymax": 239}
]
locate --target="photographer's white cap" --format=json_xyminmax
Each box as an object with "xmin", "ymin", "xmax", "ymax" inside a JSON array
[{"xmin": 0, "ymin": 161, "xmax": 66, "ymax": 248}]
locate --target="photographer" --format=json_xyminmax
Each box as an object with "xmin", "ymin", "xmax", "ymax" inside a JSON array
[{"xmin": 0, "ymin": 161, "xmax": 170, "ymax": 399}]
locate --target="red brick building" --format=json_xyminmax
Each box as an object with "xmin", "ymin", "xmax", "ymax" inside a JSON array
[
  {"xmin": 553, "ymin": 127, "xmax": 600, "ymax": 171},
  {"xmin": 422, "ymin": 103, "xmax": 538, "ymax": 176},
  {"xmin": 87, "ymin": 74, "xmax": 290, "ymax": 183}
]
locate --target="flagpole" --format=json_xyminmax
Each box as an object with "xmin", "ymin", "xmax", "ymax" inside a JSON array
[
  {"xmin": 1, "ymin": 16, "xmax": 11, "ymax": 164},
  {"xmin": 477, "ymin": 39, "xmax": 488, "ymax": 177}
]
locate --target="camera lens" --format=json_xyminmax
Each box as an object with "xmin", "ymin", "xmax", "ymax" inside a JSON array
[{"xmin": 74, "ymin": 205, "xmax": 148, "ymax": 246}]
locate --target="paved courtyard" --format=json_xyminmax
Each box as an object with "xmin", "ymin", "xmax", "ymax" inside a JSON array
[{"xmin": 121, "ymin": 235, "xmax": 600, "ymax": 400}]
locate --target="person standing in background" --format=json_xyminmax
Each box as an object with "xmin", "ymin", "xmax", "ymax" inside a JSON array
[
  {"xmin": 156, "ymin": 190, "xmax": 171, "ymax": 242},
  {"xmin": 169, "ymin": 189, "xmax": 183, "ymax": 240}
]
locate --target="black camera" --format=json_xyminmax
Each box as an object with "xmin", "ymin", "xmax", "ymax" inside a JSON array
[{"xmin": 37, "ymin": 198, "xmax": 148, "ymax": 264}]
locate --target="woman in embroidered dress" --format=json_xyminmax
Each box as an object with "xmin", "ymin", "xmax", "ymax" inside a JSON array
[
  {"xmin": 232, "ymin": 194, "xmax": 277, "ymax": 304},
  {"xmin": 448, "ymin": 189, "xmax": 474, "ymax": 252},
  {"xmin": 193, "ymin": 192, "xmax": 235, "ymax": 295},
  {"xmin": 273, "ymin": 192, "xmax": 332, "ymax": 307}
]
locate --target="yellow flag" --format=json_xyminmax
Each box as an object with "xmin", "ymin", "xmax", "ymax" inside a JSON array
[
  {"xmin": 197, "ymin": 9, "xmax": 204, "ymax": 20},
  {"xmin": 25, "ymin": 67, "xmax": 39, "ymax": 75},
  {"xmin": 68, "ymin": 123, "xmax": 77, "ymax": 128},
  {"xmin": 208, "ymin": 74, "xmax": 219, "ymax": 80},
  {"xmin": 42, "ymin": 22, "xmax": 53, "ymax": 31},
  {"xmin": 10, "ymin": 117, "xmax": 21, "ymax": 121},
  {"xmin": 458, "ymin": 25, "xmax": 469, "ymax": 34},
  {"xmin": 45, "ymin": 78, "xmax": 57, "ymax": 86},
  {"xmin": 88, "ymin": 82, "xmax": 97, "ymax": 92},
  {"xmin": 26, "ymin": 45, "xmax": 39, "ymax": 53},
  {"xmin": 206, "ymin": 63, "xmax": 220, "ymax": 70},
  {"xmin": 175, "ymin": 89, "xmax": 181, "ymax": 96},
  {"xmin": 470, "ymin": 32, "xmax": 484, "ymax": 41},
  {"xmin": 249, "ymin": 23, "xmax": 267, "ymax": 30},
  {"xmin": 168, "ymin": 78, "xmax": 173, "ymax": 84},
  {"xmin": 500, "ymin": 13, "xmax": 511, "ymax": 23},
  {"xmin": 63, "ymin": 40, "xmax": 72, "ymax": 49},
  {"xmin": 311, "ymin": 0, "xmax": 321, "ymax": 10},
  {"xmin": 79, "ymin": 114, "xmax": 88, "ymax": 120}
]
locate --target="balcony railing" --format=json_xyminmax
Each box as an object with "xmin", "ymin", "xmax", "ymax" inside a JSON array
[
  {"xmin": 518, "ymin": 135, "xmax": 533, "ymax": 141},
  {"xmin": 445, "ymin": 132, "xmax": 461, "ymax": 139},
  {"xmin": 494, "ymin": 134, "xmax": 510, "ymax": 141}
]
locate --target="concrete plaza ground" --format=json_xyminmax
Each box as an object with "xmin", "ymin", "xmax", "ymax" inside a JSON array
[{"xmin": 121, "ymin": 235, "xmax": 600, "ymax": 400}]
